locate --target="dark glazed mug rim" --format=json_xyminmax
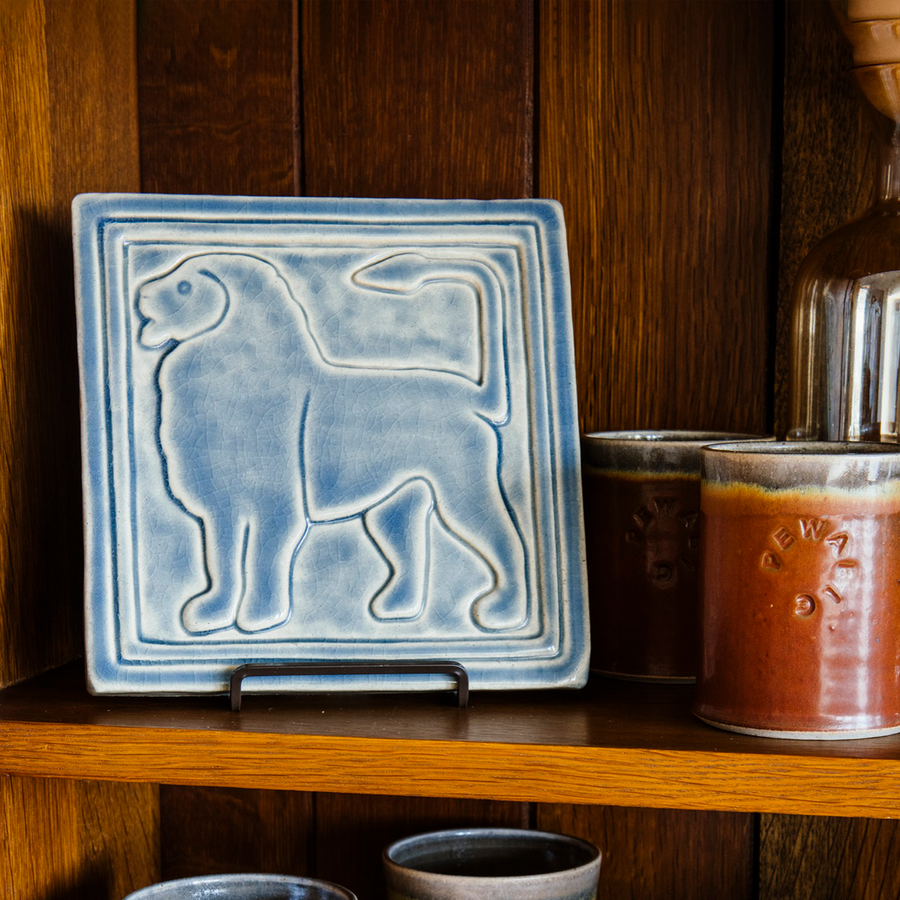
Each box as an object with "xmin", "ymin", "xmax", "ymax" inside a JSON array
[{"xmin": 384, "ymin": 827, "xmax": 601, "ymax": 879}]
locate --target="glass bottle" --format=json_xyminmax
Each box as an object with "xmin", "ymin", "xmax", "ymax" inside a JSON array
[{"xmin": 788, "ymin": 66, "xmax": 900, "ymax": 441}]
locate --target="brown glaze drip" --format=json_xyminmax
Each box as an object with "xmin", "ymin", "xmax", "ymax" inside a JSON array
[{"xmin": 695, "ymin": 482, "xmax": 900, "ymax": 734}]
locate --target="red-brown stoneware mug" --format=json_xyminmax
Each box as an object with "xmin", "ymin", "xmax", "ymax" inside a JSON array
[{"xmin": 695, "ymin": 441, "xmax": 900, "ymax": 739}]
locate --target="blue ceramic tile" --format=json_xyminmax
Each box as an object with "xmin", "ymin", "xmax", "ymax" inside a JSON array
[{"xmin": 73, "ymin": 194, "xmax": 588, "ymax": 694}]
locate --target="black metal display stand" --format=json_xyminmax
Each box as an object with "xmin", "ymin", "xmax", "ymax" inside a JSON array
[{"xmin": 229, "ymin": 660, "xmax": 470, "ymax": 711}]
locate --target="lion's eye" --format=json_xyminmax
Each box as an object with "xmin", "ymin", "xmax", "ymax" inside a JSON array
[{"xmin": 177, "ymin": 280, "xmax": 193, "ymax": 295}]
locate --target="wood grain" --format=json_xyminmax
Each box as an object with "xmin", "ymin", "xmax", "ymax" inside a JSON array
[
  {"xmin": 3, "ymin": 666, "xmax": 900, "ymax": 818},
  {"xmin": 539, "ymin": 3, "xmax": 774, "ymax": 890},
  {"xmin": 160, "ymin": 785, "xmax": 314, "ymax": 881},
  {"xmin": 8, "ymin": 722, "xmax": 900, "ymax": 818},
  {"xmin": 773, "ymin": 0, "xmax": 875, "ymax": 436},
  {"xmin": 0, "ymin": 0, "xmax": 139, "ymax": 689},
  {"xmin": 315, "ymin": 794, "xmax": 528, "ymax": 900},
  {"xmin": 539, "ymin": 804, "xmax": 754, "ymax": 900},
  {"xmin": 760, "ymin": 814, "xmax": 900, "ymax": 899},
  {"xmin": 301, "ymin": 0, "xmax": 533, "ymax": 199},
  {"xmin": 137, "ymin": 0, "xmax": 296, "ymax": 196},
  {"xmin": 540, "ymin": 0, "xmax": 774, "ymax": 434},
  {"xmin": 0, "ymin": 775, "xmax": 158, "ymax": 900},
  {"xmin": 7, "ymin": 3, "xmax": 898, "ymax": 897}
]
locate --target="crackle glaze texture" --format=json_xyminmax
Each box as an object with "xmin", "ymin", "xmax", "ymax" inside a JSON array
[{"xmin": 73, "ymin": 194, "xmax": 587, "ymax": 695}]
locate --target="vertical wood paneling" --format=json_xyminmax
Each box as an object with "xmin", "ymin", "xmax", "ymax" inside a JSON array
[
  {"xmin": 0, "ymin": 2, "xmax": 153, "ymax": 893},
  {"xmin": 137, "ymin": 0, "xmax": 296, "ymax": 196},
  {"xmin": 0, "ymin": 775, "xmax": 159, "ymax": 900},
  {"xmin": 540, "ymin": 0, "xmax": 774, "ymax": 433},
  {"xmin": 760, "ymin": 815, "xmax": 900, "ymax": 899},
  {"xmin": 0, "ymin": 0, "xmax": 139, "ymax": 688},
  {"xmin": 538, "ymin": 803, "xmax": 754, "ymax": 900},
  {"xmin": 772, "ymin": 0, "xmax": 874, "ymax": 435},
  {"xmin": 159, "ymin": 786, "xmax": 314, "ymax": 881},
  {"xmin": 315, "ymin": 794, "xmax": 529, "ymax": 900},
  {"xmin": 301, "ymin": 0, "xmax": 533, "ymax": 199},
  {"xmin": 5, "ymin": 5, "xmax": 892, "ymax": 900},
  {"xmin": 537, "ymin": 2, "xmax": 770, "ymax": 892}
]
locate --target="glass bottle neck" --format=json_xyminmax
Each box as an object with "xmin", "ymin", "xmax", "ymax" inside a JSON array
[{"xmin": 873, "ymin": 127, "xmax": 900, "ymax": 205}]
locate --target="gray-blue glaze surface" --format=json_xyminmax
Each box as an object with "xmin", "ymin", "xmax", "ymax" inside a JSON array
[
  {"xmin": 73, "ymin": 194, "xmax": 587, "ymax": 694},
  {"xmin": 123, "ymin": 873, "xmax": 357, "ymax": 899}
]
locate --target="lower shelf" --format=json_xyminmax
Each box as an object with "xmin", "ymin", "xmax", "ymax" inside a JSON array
[{"xmin": 0, "ymin": 662, "xmax": 899, "ymax": 818}]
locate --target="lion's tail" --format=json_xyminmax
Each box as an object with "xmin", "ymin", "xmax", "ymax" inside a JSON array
[{"xmin": 352, "ymin": 253, "xmax": 510, "ymax": 424}]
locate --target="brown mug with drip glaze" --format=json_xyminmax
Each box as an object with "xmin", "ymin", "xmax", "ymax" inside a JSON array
[
  {"xmin": 695, "ymin": 441, "xmax": 900, "ymax": 739},
  {"xmin": 581, "ymin": 431, "xmax": 768, "ymax": 682}
]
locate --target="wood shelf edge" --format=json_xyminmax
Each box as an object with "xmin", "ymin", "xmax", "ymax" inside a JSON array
[{"xmin": 2, "ymin": 720, "xmax": 900, "ymax": 819}]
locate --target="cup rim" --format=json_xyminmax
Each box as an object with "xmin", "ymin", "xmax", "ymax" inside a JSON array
[
  {"xmin": 124, "ymin": 874, "xmax": 358, "ymax": 900},
  {"xmin": 383, "ymin": 827, "xmax": 602, "ymax": 881},
  {"xmin": 582, "ymin": 430, "xmax": 768, "ymax": 445},
  {"xmin": 702, "ymin": 440, "xmax": 900, "ymax": 457}
]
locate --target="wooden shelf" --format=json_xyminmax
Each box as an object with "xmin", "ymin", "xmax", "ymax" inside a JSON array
[{"xmin": 1, "ymin": 662, "xmax": 899, "ymax": 819}]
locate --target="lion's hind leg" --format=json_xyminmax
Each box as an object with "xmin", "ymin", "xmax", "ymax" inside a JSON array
[
  {"xmin": 365, "ymin": 478, "xmax": 435, "ymax": 621},
  {"xmin": 434, "ymin": 455, "xmax": 530, "ymax": 632}
]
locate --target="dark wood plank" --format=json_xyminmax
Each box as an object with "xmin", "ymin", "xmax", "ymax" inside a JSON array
[
  {"xmin": 0, "ymin": 775, "xmax": 158, "ymax": 900},
  {"xmin": 160, "ymin": 785, "xmax": 314, "ymax": 881},
  {"xmin": 315, "ymin": 794, "xmax": 529, "ymax": 900},
  {"xmin": 539, "ymin": 2, "xmax": 774, "ymax": 891},
  {"xmin": 538, "ymin": 804, "xmax": 754, "ymax": 900},
  {"xmin": 137, "ymin": 0, "xmax": 296, "ymax": 196},
  {"xmin": 45, "ymin": 0, "xmax": 141, "ymax": 209},
  {"xmin": 540, "ymin": 0, "xmax": 774, "ymax": 433},
  {"xmin": 773, "ymin": 0, "xmax": 874, "ymax": 435},
  {"xmin": 0, "ymin": 0, "xmax": 140, "ymax": 688},
  {"xmin": 760, "ymin": 814, "xmax": 900, "ymax": 899},
  {"xmin": 301, "ymin": 0, "xmax": 533, "ymax": 199}
]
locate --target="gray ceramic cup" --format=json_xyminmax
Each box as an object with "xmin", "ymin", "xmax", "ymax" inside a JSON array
[
  {"xmin": 383, "ymin": 828, "xmax": 601, "ymax": 900},
  {"xmin": 122, "ymin": 874, "xmax": 357, "ymax": 900}
]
